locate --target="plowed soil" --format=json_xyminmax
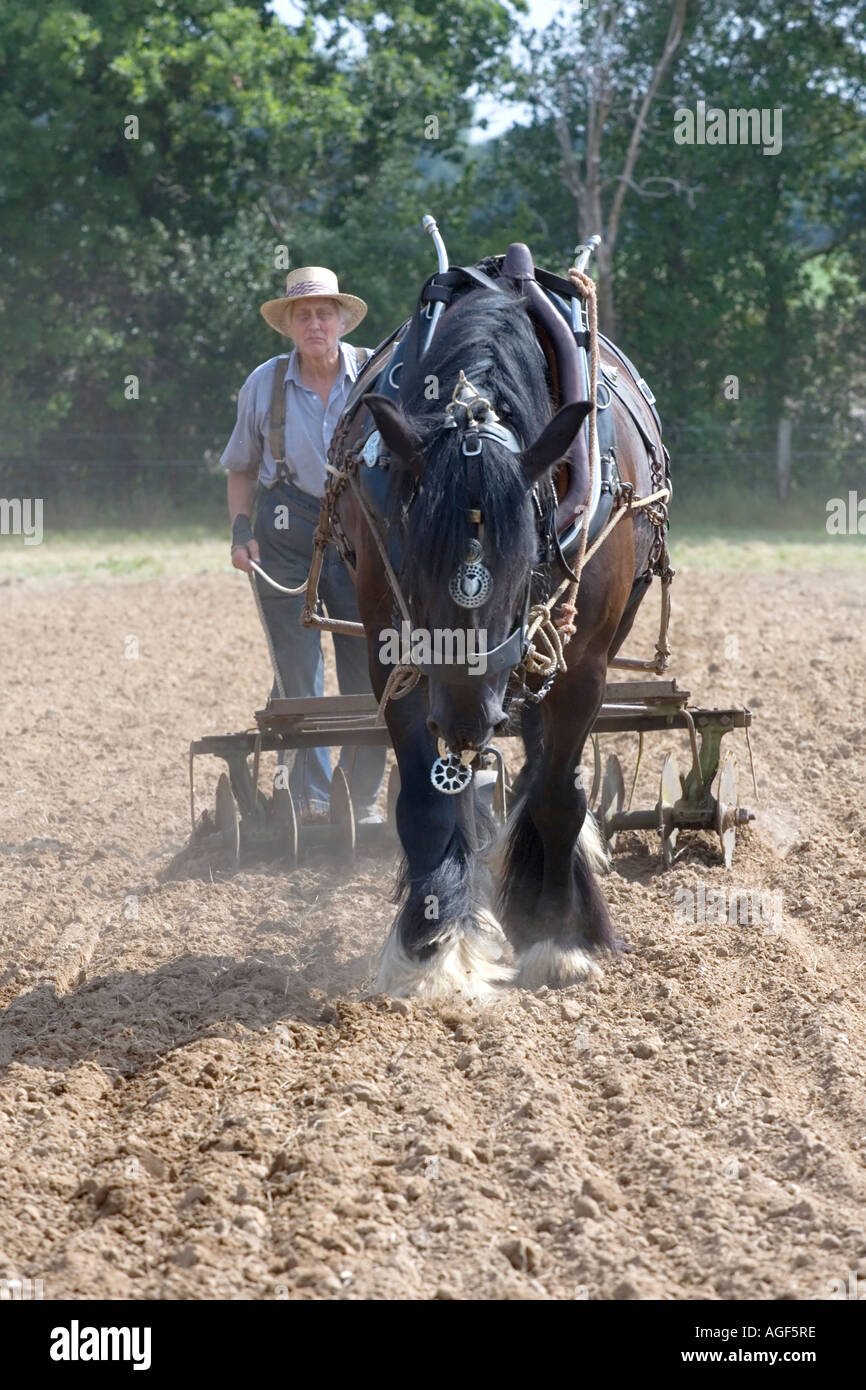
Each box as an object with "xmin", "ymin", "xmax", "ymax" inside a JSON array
[{"xmin": 1, "ymin": 555, "xmax": 865, "ymax": 1301}]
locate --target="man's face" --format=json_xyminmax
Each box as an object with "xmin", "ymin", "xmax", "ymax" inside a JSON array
[{"xmin": 290, "ymin": 298, "xmax": 341, "ymax": 359}]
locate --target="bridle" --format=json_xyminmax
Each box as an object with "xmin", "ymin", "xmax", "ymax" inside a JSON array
[{"xmin": 405, "ymin": 371, "xmax": 536, "ymax": 687}]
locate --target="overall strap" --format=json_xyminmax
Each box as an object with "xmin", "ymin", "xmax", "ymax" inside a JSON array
[
  {"xmin": 270, "ymin": 348, "xmax": 368, "ymax": 481},
  {"xmin": 268, "ymin": 354, "xmax": 292, "ymax": 467}
]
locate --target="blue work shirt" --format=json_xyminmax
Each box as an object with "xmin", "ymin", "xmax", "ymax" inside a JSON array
[{"xmin": 220, "ymin": 341, "xmax": 368, "ymax": 497}]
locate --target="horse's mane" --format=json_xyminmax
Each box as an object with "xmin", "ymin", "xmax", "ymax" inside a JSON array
[{"xmin": 389, "ymin": 287, "xmax": 552, "ymax": 625}]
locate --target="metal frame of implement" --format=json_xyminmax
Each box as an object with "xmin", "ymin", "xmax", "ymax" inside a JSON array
[{"xmin": 188, "ymin": 680, "xmax": 754, "ymax": 870}]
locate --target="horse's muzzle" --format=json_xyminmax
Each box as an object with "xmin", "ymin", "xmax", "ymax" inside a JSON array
[{"xmin": 426, "ymin": 696, "xmax": 507, "ymax": 755}]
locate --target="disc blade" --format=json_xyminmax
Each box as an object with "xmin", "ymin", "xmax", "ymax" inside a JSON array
[
  {"xmin": 330, "ymin": 766, "xmax": 356, "ymax": 859},
  {"xmin": 600, "ymin": 753, "xmax": 625, "ymax": 850},
  {"xmin": 589, "ymin": 733, "xmax": 602, "ymax": 810},
  {"xmin": 215, "ymin": 772, "xmax": 240, "ymax": 866},
  {"xmin": 715, "ymin": 753, "xmax": 739, "ymax": 868},
  {"xmin": 719, "ymin": 754, "xmax": 737, "ymax": 811},
  {"xmin": 272, "ymin": 784, "xmax": 298, "ymax": 867},
  {"xmin": 660, "ymin": 752, "xmax": 680, "ymax": 809},
  {"xmin": 659, "ymin": 753, "xmax": 680, "ymax": 868}
]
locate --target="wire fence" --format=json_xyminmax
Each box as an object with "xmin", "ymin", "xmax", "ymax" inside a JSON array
[{"xmin": 0, "ymin": 424, "xmax": 862, "ymax": 517}]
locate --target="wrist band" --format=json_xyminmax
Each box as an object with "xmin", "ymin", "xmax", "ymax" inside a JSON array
[{"xmin": 231, "ymin": 513, "xmax": 254, "ymax": 551}]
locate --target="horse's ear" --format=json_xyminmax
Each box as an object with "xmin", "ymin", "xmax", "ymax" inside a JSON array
[
  {"xmin": 520, "ymin": 401, "xmax": 592, "ymax": 487},
  {"xmin": 364, "ymin": 394, "xmax": 424, "ymax": 477}
]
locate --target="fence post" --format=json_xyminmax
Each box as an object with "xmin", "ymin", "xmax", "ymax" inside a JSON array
[{"xmin": 776, "ymin": 417, "xmax": 792, "ymax": 502}]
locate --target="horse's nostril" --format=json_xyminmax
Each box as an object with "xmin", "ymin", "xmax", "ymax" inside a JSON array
[{"xmin": 426, "ymin": 718, "xmax": 441, "ymax": 738}]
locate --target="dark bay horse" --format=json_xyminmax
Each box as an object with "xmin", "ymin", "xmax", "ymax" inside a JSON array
[{"xmin": 337, "ymin": 279, "xmax": 666, "ymax": 998}]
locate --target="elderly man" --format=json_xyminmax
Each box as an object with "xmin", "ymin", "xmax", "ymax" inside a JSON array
[{"xmin": 221, "ymin": 266, "xmax": 386, "ymax": 823}]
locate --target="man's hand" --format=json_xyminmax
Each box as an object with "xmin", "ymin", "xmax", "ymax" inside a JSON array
[
  {"xmin": 231, "ymin": 537, "xmax": 260, "ymax": 573},
  {"xmin": 230, "ymin": 513, "xmax": 260, "ymax": 573}
]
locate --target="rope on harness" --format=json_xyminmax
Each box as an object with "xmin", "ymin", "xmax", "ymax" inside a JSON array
[
  {"xmin": 520, "ymin": 485, "xmax": 672, "ymax": 681},
  {"xmin": 322, "ymin": 464, "xmax": 423, "ymax": 723},
  {"xmin": 375, "ymin": 663, "xmax": 420, "ymax": 726},
  {"xmin": 517, "ymin": 264, "xmax": 670, "ymax": 692}
]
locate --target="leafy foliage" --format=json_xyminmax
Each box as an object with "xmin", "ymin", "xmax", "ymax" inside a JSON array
[{"xmin": 0, "ymin": 0, "xmax": 863, "ymax": 497}]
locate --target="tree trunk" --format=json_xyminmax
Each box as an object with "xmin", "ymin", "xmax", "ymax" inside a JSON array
[
  {"xmin": 776, "ymin": 418, "xmax": 792, "ymax": 503},
  {"xmin": 762, "ymin": 234, "xmax": 791, "ymax": 501}
]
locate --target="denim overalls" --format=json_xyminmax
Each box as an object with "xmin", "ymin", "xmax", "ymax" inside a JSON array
[{"xmin": 253, "ymin": 477, "xmax": 386, "ymax": 816}]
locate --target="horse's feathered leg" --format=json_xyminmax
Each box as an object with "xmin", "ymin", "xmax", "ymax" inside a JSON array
[
  {"xmin": 499, "ymin": 654, "xmax": 617, "ymax": 987},
  {"xmin": 375, "ymin": 687, "xmax": 513, "ymax": 1000},
  {"xmin": 510, "ymin": 700, "xmax": 544, "ymax": 803}
]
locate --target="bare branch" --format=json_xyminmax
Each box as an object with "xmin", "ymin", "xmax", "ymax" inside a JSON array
[
  {"xmin": 553, "ymin": 113, "xmax": 585, "ymax": 202},
  {"xmin": 613, "ymin": 173, "xmax": 700, "ymax": 207},
  {"xmin": 256, "ymin": 196, "xmax": 289, "ymax": 240},
  {"xmin": 606, "ymin": 0, "xmax": 689, "ymax": 254}
]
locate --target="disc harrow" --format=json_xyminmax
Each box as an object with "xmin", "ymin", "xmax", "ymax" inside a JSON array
[
  {"xmin": 187, "ymin": 679, "xmax": 753, "ymax": 869},
  {"xmin": 588, "ymin": 681, "xmax": 755, "ymax": 867}
]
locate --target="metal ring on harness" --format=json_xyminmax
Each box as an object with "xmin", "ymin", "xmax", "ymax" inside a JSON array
[
  {"xmin": 520, "ymin": 669, "xmax": 557, "ymax": 704},
  {"xmin": 596, "ymin": 380, "xmax": 612, "ymax": 410},
  {"xmin": 388, "ymin": 361, "xmax": 404, "ymax": 389}
]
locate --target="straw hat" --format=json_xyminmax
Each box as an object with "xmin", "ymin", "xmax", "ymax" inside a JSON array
[{"xmin": 260, "ymin": 266, "xmax": 367, "ymax": 336}]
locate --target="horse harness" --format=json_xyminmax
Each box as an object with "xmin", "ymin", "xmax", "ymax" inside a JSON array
[{"xmin": 305, "ymin": 253, "xmax": 672, "ymax": 708}]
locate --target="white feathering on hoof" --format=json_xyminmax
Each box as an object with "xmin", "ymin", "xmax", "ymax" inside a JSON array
[
  {"xmin": 376, "ymin": 908, "xmax": 514, "ymax": 1001},
  {"xmin": 515, "ymin": 940, "xmax": 601, "ymax": 991},
  {"xmin": 579, "ymin": 808, "xmax": 610, "ymax": 876}
]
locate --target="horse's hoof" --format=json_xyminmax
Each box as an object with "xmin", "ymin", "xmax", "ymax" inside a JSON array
[
  {"xmin": 514, "ymin": 940, "xmax": 602, "ymax": 991},
  {"xmin": 377, "ymin": 913, "xmax": 514, "ymax": 1002}
]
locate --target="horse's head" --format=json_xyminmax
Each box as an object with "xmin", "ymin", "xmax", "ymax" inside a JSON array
[{"xmin": 364, "ymin": 288, "xmax": 589, "ymax": 753}]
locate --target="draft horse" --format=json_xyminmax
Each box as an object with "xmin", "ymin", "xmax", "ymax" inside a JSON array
[{"xmin": 335, "ymin": 252, "xmax": 669, "ymax": 998}]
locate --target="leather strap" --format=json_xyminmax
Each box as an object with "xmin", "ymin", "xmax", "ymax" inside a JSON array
[
  {"xmin": 405, "ymin": 264, "xmax": 505, "ymax": 366},
  {"xmin": 420, "ymin": 264, "xmax": 503, "ymax": 300},
  {"xmin": 269, "ymin": 346, "xmax": 370, "ymax": 483},
  {"xmin": 268, "ymin": 354, "xmax": 291, "ymax": 470},
  {"xmin": 534, "ymin": 266, "xmax": 584, "ymax": 301},
  {"xmin": 412, "ymin": 623, "xmax": 527, "ymax": 685}
]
